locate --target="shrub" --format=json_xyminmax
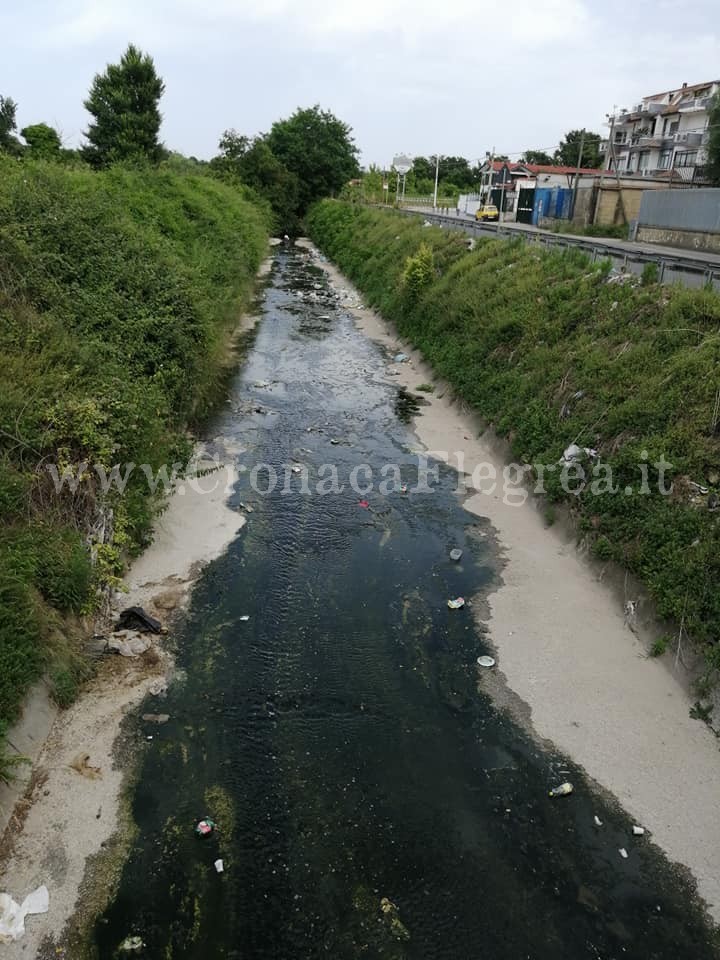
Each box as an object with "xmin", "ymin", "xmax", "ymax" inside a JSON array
[
  {"xmin": 641, "ymin": 262, "xmax": 659, "ymax": 286},
  {"xmin": 650, "ymin": 636, "xmax": 670, "ymax": 657},
  {"xmin": 592, "ymin": 536, "xmax": 614, "ymax": 562},
  {"xmin": 402, "ymin": 242, "xmax": 434, "ymax": 303}
]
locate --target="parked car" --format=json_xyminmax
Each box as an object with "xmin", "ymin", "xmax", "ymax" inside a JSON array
[{"xmin": 475, "ymin": 204, "xmax": 499, "ymax": 222}]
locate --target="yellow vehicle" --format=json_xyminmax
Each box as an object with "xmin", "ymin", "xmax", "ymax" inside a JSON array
[{"xmin": 475, "ymin": 204, "xmax": 499, "ymax": 222}]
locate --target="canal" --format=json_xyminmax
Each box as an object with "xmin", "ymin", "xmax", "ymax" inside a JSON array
[{"xmin": 95, "ymin": 247, "xmax": 717, "ymax": 959}]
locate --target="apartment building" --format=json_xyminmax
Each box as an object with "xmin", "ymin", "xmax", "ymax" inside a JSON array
[{"xmin": 602, "ymin": 80, "xmax": 718, "ymax": 182}]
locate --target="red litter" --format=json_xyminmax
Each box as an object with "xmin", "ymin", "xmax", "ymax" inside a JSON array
[{"xmin": 195, "ymin": 818, "xmax": 217, "ymax": 837}]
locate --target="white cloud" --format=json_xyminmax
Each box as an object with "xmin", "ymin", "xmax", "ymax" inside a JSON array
[
  {"xmin": 17, "ymin": 0, "xmax": 720, "ymax": 165},
  {"xmin": 243, "ymin": 0, "xmax": 590, "ymax": 46},
  {"xmin": 46, "ymin": 2, "xmax": 139, "ymax": 45},
  {"xmin": 44, "ymin": 0, "xmax": 590, "ymax": 50}
]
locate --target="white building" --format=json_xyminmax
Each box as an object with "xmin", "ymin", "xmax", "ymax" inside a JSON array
[{"xmin": 602, "ymin": 80, "xmax": 719, "ymax": 182}]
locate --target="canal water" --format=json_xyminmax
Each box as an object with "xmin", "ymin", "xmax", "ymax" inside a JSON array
[{"xmin": 95, "ymin": 248, "xmax": 718, "ymax": 959}]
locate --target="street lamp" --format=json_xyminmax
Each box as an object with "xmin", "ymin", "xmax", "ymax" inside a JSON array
[{"xmin": 393, "ymin": 154, "xmax": 413, "ymax": 206}]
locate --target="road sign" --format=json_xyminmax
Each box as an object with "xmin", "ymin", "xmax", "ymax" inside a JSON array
[{"xmin": 392, "ymin": 155, "xmax": 413, "ymax": 175}]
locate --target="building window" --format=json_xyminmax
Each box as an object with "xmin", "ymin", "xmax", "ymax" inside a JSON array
[
  {"xmin": 675, "ymin": 151, "xmax": 698, "ymax": 167},
  {"xmin": 638, "ymin": 151, "xmax": 651, "ymax": 170},
  {"xmin": 658, "ymin": 150, "xmax": 672, "ymax": 169}
]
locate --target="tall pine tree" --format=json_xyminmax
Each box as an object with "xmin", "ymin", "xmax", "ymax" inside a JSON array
[{"xmin": 82, "ymin": 44, "xmax": 165, "ymax": 167}]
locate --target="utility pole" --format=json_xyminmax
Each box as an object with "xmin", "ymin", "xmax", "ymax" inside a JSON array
[
  {"xmin": 570, "ymin": 128, "xmax": 585, "ymax": 221},
  {"xmin": 499, "ymin": 163, "xmax": 507, "ymax": 222},
  {"xmin": 605, "ymin": 111, "xmax": 627, "ymax": 224},
  {"xmin": 485, "ymin": 146, "xmax": 495, "ymax": 205},
  {"xmin": 433, "ymin": 154, "xmax": 440, "ymax": 210}
]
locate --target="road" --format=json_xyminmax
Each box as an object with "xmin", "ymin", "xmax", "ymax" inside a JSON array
[{"xmin": 400, "ymin": 206, "xmax": 720, "ymax": 284}]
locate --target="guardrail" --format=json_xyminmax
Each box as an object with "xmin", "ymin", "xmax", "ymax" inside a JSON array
[{"xmin": 394, "ymin": 208, "xmax": 720, "ymax": 292}]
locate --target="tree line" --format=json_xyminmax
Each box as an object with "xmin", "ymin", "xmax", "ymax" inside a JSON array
[
  {"xmin": 4, "ymin": 46, "xmax": 720, "ymax": 220},
  {"xmin": 354, "ymin": 133, "xmax": 608, "ymax": 204},
  {"xmin": 390, "ymin": 114, "xmax": 720, "ymax": 199},
  {"xmin": 0, "ymin": 44, "xmax": 360, "ymax": 231}
]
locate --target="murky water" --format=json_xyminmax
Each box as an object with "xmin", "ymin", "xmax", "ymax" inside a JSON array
[{"xmin": 95, "ymin": 249, "xmax": 718, "ymax": 959}]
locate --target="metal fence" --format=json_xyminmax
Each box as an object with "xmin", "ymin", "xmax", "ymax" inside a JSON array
[
  {"xmin": 638, "ymin": 188, "xmax": 720, "ymax": 232},
  {"xmin": 394, "ymin": 208, "xmax": 720, "ymax": 293}
]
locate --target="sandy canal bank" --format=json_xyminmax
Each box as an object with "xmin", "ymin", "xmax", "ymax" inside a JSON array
[{"xmin": 302, "ymin": 239, "xmax": 720, "ymax": 924}]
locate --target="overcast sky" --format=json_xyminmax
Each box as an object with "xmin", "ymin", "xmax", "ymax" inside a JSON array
[{"xmin": 2, "ymin": 0, "xmax": 719, "ymax": 166}]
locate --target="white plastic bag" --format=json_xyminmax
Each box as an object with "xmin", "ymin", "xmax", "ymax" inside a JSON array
[{"xmin": 0, "ymin": 885, "xmax": 49, "ymax": 942}]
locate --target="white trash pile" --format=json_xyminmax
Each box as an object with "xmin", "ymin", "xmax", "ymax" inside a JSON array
[{"xmin": 0, "ymin": 885, "xmax": 49, "ymax": 943}]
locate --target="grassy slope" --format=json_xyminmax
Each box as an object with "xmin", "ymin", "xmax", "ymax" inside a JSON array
[
  {"xmin": 0, "ymin": 159, "xmax": 270, "ymax": 767},
  {"xmin": 308, "ymin": 201, "xmax": 720, "ymax": 677}
]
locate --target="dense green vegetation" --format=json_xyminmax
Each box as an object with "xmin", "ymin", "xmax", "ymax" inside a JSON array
[
  {"xmin": 5, "ymin": 42, "xmax": 357, "ymax": 234},
  {"xmin": 0, "ymin": 158, "xmax": 270, "ymax": 773},
  {"xmin": 212, "ymin": 105, "xmax": 359, "ymax": 230},
  {"xmin": 308, "ymin": 201, "xmax": 720, "ymax": 678}
]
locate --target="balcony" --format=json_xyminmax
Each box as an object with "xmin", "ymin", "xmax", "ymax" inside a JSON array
[
  {"xmin": 678, "ymin": 96, "xmax": 711, "ymax": 113},
  {"xmin": 637, "ymin": 102, "xmax": 665, "ymax": 117},
  {"xmin": 629, "ymin": 135, "xmax": 667, "ymax": 149},
  {"xmin": 612, "ymin": 110, "xmax": 641, "ymax": 126},
  {"xmin": 621, "ymin": 168, "xmax": 674, "ymax": 179},
  {"xmin": 674, "ymin": 131, "xmax": 703, "ymax": 146}
]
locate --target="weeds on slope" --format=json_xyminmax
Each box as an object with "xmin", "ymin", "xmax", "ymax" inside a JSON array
[{"xmin": 0, "ymin": 159, "xmax": 270, "ymax": 774}]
